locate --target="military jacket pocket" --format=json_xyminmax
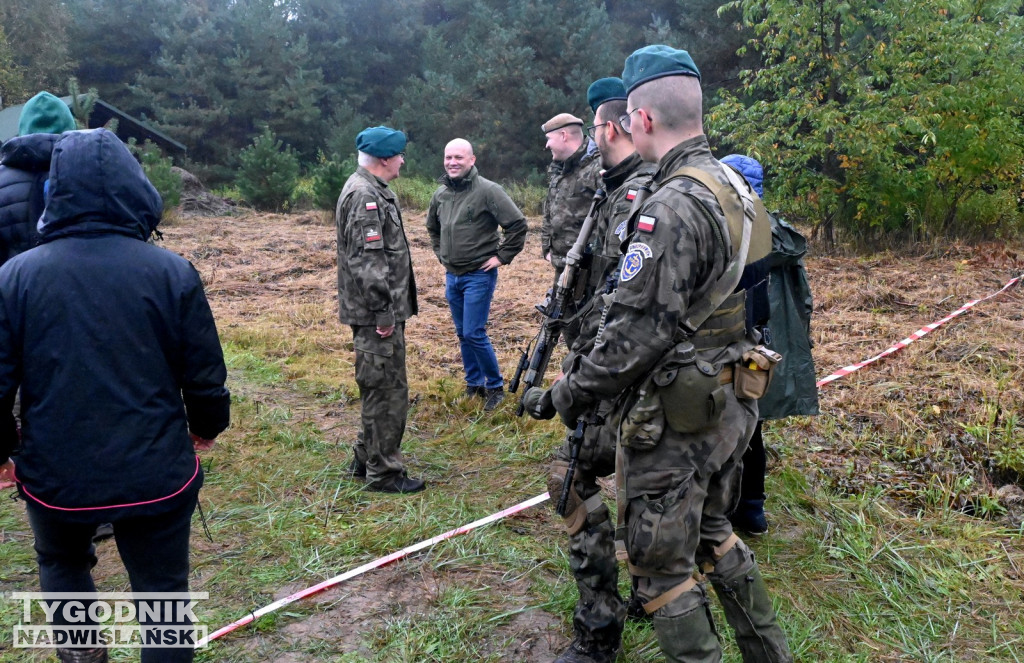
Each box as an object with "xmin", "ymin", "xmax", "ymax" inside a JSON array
[
  {"xmin": 619, "ymin": 384, "xmax": 665, "ymax": 450},
  {"xmin": 627, "ymin": 471, "xmax": 699, "ymax": 572}
]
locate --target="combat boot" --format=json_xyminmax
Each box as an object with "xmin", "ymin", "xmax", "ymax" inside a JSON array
[
  {"xmin": 483, "ymin": 387, "xmax": 505, "ymax": 411},
  {"xmin": 348, "ymin": 456, "xmax": 367, "ymax": 479},
  {"xmin": 56, "ymin": 648, "xmax": 108, "ymax": 663},
  {"xmin": 553, "ymin": 638, "xmax": 619, "ymax": 663},
  {"xmin": 367, "ymin": 475, "xmax": 426, "ymax": 494},
  {"xmin": 464, "ymin": 385, "xmax": 485, "ymax": 398}
]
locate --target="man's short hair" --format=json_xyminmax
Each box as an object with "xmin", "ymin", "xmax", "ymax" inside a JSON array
[
  {"xmin": 596, "ymin": 99, "xmax": 628, "ymax": 126},
  {"xmin": 357, "ymin": 151, "xmax": 379, "ymax": 168},
  {"xmin": 630, "ymin": 76, "xmax": 702, "ymax": 133}
]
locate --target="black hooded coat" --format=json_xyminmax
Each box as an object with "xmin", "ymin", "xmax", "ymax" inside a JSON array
[{"xmin": 0, "ymin": 129, "xmax": 230, "ymax": 521}]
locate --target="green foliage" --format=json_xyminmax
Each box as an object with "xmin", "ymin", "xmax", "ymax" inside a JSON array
[
  {"xmin": 504, "ymin": 180, "xmax": 546, "ymax": 217},
  {"xmin": 0, "ymin": 25, "xmax": 25, "ymax": 105},
  {"xmin": 0, "ymin": 0, "xmax": 74, "ymax": 98},
  {"xmin": 310, "ymin": 151, "xmax": 355, "ymax": 211},
  {"xmin": 236, "ymin": 127, "xmax": 300, "ymax": 211},
  {"xmin": 391, "ymin": 176, "xmax": 438, "ymax": 211},
  {"xmin": 710, "ymin": 0, "xmax": 1024, "ymax": 245},
  {"xmin": 129, "ymin": 139, "xmax": 182, "ymax": 210},
  {"xmin": 66, "ymin": 77, "xmax": 97, "ymax": 129}
]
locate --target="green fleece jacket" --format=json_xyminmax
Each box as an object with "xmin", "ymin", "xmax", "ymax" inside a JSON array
[{"xmin": 425, "ymin": 166, "xmax": 527, "ymax": 275}]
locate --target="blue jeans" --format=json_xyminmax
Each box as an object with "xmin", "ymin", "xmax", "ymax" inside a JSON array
[{"xmin": 445, "ymin": 268, "xmax": 503, "ymax": 390}]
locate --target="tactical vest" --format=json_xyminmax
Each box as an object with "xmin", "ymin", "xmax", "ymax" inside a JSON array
[{"xmin": 662, "ymin": 165, "xmax": 772, "ymax": 350}]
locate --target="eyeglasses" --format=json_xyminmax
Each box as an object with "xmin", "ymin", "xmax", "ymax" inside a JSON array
[
  {"xmin": 618, "ymin": 107, "xmax": 643, "ymax": 135},
  {"xmin": 586, "ymin": 122, "xmax": 610, "ymax": 140}
]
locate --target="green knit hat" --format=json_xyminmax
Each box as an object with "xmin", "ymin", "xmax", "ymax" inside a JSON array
[{"xmin": 18, "ymin": 92, "xmax": 77, "ymax": 136}]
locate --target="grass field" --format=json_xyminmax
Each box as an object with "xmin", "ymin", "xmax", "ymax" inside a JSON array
[{"xmin": 1, "ymin": 210, "xmax": 1022, "ymax": 662}]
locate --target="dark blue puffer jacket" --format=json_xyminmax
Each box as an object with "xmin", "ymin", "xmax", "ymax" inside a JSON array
[
  {"xmin": 0, "ymin": 129, "xmax": 230, "ymax": 521},
  {"xmin": 0, "ymin": 134, "xmax": 60, "ymax": 267}
]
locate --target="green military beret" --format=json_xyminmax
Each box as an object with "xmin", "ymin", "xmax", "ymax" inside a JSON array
[
  {"xmin": 18, "ymin": 91, "xmax": 76, "ymax": 136},
  {"xmin": 622, "ymin": 45, "xmax": 701, "ymax": 95},
  {"xmin": 587, "ymin": 77, "xmax": 627, "ymax": 113},
  {"xmin": 541, "ymin": 113, "xmax": 584, "ymax": 134},
  {"xmin": 355, "ymin": 126, "xmax": 407, "ymax": 158}
]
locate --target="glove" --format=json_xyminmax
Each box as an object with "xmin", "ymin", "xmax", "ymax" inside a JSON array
[{"xmin": 522, "ymin": 387, "xmax": 556, "ymax": 420}]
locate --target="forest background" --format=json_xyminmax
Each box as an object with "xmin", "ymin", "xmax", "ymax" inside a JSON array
[{"xmin": 1, "ymin": 0, "xmax": 1023, "ymax": 244}]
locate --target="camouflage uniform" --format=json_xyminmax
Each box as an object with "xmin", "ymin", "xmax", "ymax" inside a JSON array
[
  {"xmin": 547, "ymin": 150, "xmax": 655, "ymax": 657},
  {"xmin": 563, "ymin": 152, "xmax": 657, "ymax": 350},
  {"xmin": 551, "ymin": 136, "xmax": 792, "ymax": 662},
  {"xmin": 543, "ymin": 143, "xmax": 602, "ymax": 273},
  {"xmin": 336, "ymin": 167, "xmax": 417, "ymax": 484}
]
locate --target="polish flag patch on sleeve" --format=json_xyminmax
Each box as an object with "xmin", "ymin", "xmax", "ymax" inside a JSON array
[
  {"xmin": 625, "ymin": 188, "xmax": 638, "ymax": 201},
  {"xmin": 637, "ymin": 214, "xmax": 657, "ymax": 232},
  {"xmin": 365, "ymin": 202, "xmax": 378, "ymax": 211}
]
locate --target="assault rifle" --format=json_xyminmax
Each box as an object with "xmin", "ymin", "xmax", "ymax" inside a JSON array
[{"xmin": 510, "ymin": 188, "xmax": 606, "ymax": 416}]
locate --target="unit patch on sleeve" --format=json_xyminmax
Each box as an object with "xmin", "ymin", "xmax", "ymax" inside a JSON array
[
  {"xmin": 619, "ymin": 242, "xmax": 653, "ymax": 282},
  {"xmin": 636, "ymin": 214, "xmax": 657, "ymax": 233},
  {"xmin": 364, "ymin": 227, "xmax": 382, "ymax": 243},
  {"xmin": 365, "ymin": 202, "xmax": 378, "ymax": 211},
  {"xmin": 614, "ymin": 220, "xmax": 627, "ymax": 240}
]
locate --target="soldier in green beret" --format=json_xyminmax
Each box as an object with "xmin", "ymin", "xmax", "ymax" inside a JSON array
[
  {"xmin": 336, "ymin": 126, "xmax": 425, "ymax": 494},
  {"xmin": 527, "ymin": 76, "xmax": 659, "ymax": 663},
  {"xmin": 527, "ymin": 46, "xmax": 792, "ymax": 662}
]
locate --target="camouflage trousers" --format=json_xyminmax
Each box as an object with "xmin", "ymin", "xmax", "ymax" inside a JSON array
[
  {"xmin": 621, "ymin": 386, "xmax": 792, "ymax": 662},
  {"xmin": 549, "ymin": 401, "xmax": 625, "ymax": 651},
  {"xmin": 351, "ymin": 324, "xmax": 409, "ymax": 483}
]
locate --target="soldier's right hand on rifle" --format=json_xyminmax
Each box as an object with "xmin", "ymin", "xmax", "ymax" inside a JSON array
[{"xmin": 522, "ymin": 387, "xmax": 556, "ymax": 421}]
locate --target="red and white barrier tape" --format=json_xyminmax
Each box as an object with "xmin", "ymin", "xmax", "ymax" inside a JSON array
[
  {"xmin": 815, "ymin": 273, "xmax": 1021, "ymax": 387},
  {"xmin": 199, "ymin": 491, "xmax": 551, "ymax": 645},
  {"xmin": 203, "ymin": 272, "xmax": 1021, "ymax": 646}
]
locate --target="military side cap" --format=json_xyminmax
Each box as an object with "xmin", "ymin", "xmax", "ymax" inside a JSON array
[
  {"xmin": 622, "ymin": 45, "xmax": 701, "ymax": 95},
  {"xmin": 542, "ymin": 113, "xmax": 584, "ymax": 134},
  {"xmin": 18, "ymin": 91, "xmax": 77, "ymax": 136},
  {"xmin": 355, "ymin": 126, "xmax": 407, "ymax": 158},
  {"xmin": 587, "ymin": 77, "xmax": 627, "ymax": 112}
]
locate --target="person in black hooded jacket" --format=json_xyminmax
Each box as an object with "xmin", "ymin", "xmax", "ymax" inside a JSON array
[
  {"xmin": 0, "ymin": 128, "xmax": 230, "ymax": 663},
  {"xmin": 0, "ymin": 91, "xmax": 78, "ymax": 267}
]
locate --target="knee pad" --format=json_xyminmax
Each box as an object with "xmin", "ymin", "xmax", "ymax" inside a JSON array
[{"xmin": 548, "ymin": 460, "xmax": 585, "ymax": 534}]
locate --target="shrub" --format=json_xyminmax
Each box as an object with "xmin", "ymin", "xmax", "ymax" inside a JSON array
[
  {"xmin": 391, "ymin": 176, "xmax": 438, "ymax": 211},
  {"xmin": 129, "ymin": 139, "xmax": 181, "ymax": 211},
  {"xmin": 311, "ymin": 152, "xmax": 355, "ymax": 211},
  {"xmin": 236, "ymin": 128, "xmax": 300, "ymax": 211},
  {"xmin": 504, "ymin": 180, "xmax": 546, "ymax": 216}
]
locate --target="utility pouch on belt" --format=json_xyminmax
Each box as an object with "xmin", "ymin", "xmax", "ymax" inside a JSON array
[
  {"xmin": 653, "ymin": 341, "xmax": 727, "ymax": 433},
  {"xmin": 619, "ymin": 384, "xmax": 666, "ymax": 450},
  {"xmin": 733, "ymin": 345, "xmax": 782, "ymax": 400}
]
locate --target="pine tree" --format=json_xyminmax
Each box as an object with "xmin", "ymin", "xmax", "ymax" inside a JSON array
[{"xmin": 236, "ymin": 127, "xmax": 300, "ymax": 211}]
